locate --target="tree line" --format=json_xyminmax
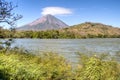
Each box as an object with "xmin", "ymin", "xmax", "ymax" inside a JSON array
[{"xmin": 0, "ymin": 28, "xmax": 120, "ymax": 39}]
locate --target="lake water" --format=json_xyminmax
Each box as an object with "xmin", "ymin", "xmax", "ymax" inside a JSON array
[{"xmin": 11, "ymin": 38, "xmax": 120, "ymax": 64}]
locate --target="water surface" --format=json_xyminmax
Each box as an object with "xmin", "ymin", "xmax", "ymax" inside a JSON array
[{"xmin": 12, "ymin": 38, "xmax": 120, "ymax": 64}]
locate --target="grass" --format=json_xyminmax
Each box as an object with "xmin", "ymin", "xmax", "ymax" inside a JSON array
[
  {"xmin": 0, "ymin": 49, "xmax": 72, "ymax": 80},
  {"xmin": 0, "ymin": 48, "xmax": 120, "ymax": 80}
]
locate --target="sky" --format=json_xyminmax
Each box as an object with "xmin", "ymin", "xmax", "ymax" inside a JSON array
[{"xmin": 3, "ymin": 0, "xmax": 120, "ymax": 28}]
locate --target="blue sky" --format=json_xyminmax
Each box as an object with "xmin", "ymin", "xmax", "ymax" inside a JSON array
[{"xmin": 4, "ymin": 0, "xmax": 120, "ymax": 28}]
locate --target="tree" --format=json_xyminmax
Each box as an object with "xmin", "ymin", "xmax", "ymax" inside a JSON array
[
  {"xmin": 0, "ymin": 0, "xmax": 22, "ymax": 27},
  {"xmin": 0, "ymin": 0, "xmax": 22, "ymax": 51}
]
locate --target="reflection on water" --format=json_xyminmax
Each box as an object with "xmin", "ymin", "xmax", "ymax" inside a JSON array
[{"xmin": 12, "ymin": 38, "xmax": 120, "ymax": 64}]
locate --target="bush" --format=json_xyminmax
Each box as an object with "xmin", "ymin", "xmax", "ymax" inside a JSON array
[
  {"xmin": 0, "ymin": 49, "xmax": 120, "ymax": 80},
  {"xmin": 0, "ymin": 50, "xmax": 72, "ymax": 80},
  {"xmin": 75, "ymin": 54, "xmax": 120, "ymax": 80}
]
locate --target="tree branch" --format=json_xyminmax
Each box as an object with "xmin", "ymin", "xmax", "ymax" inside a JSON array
[{"xmin": 0, "ymin": 0, "xmax": 22, "ymax": 27}]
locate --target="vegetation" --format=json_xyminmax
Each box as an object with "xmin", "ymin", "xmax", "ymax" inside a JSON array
[
  {"xmin": 0, "ymin": 0, "xmax": 22, "ymax": 26},
  {"xmin": 0, "ymin": 46, "xmax": 120, "ymax": 80},
  {"xmin": 0, "ymin": 22, "xmax": 120, "ymax": 39},
  {"xmin": 68, "ymin": 22, "xmax": 120, "ymax": 38},
  {"xmin": 0, "ymin": 0, "xmax": 22, "ymax": 52},
  {"xmin": 0, "ymin": 0, "xmax": 120, "ymax": 79},
  {"xmin": 75, "ymin": 53, "xmax": 120, "ymax": 80},
  {"xmin": 0, "ymin": 1, "xmax": 120, "ymax": 79}
]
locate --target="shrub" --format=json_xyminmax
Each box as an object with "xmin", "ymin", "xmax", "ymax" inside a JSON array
[
  {"xmin": 0, "ymin": 50, "xmax": 72, "ymax": 80},
  {"xmin": 75, "ymin": 54, "xmax": 120, "ymax": 80},
  {"xmin": 0, "ymin": 49, "xmax": 120, "ymax": 80}
]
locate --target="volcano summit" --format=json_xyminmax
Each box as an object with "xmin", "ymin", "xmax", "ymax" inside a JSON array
[{"xmin": 17, "ymin": 14, "xmax": 68, "ymax": 31}]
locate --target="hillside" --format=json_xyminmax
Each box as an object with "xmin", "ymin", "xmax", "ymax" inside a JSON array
[
  {"xmin": 17, "ymin": 14, "xmax": 68, "ymax": 31},
  {"xmin": 59, "ymin": 22, "xmax": 120, "ymax": 38},
  {"xmin": 1, "ymin": 22, "xmax": 120, "ymax": 38}
]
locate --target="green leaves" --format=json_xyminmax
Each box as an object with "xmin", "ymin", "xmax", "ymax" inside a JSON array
[
  {"xmin": 75, "ymin": 55, "xmax": 120, "ymax": 80},
  {"xmin": 0, "ymin": 49, "xmax": 120, "ymax": 80},
  {"xmin": 0, "ymin": 51, "xmax": 72, "ymax": 80}
]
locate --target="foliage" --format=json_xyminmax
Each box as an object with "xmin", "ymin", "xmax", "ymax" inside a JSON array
[
  {"xmin": 0, "ymin": 38, "xmax": 14, "ymax": 52},
  {"xmin": 0, "ymin": 0, "xmax": 22, "ymax": 54},
  {"xmin": 0, "ymin": 48, "xmax": 120, "ymax": 80},
  {"xmin": 1, "ymin": 22, "xmax": 120, "ymax": 39},
  {"xmin": 0, "ymin": 49, "xmax": 73, "ymax": 80},
  {"xmin": 75, "ymin": 53, "xmax": 120, "ymax": 80}
]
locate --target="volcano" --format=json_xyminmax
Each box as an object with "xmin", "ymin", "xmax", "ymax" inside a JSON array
[{"xmin": 17, "ymin": 14, "xmax": 68, "ymax": 31}]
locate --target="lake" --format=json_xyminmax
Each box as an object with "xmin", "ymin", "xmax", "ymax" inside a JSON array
[{"xmin": 11, "ymin": 38, "xmax": 120, "ymax": 64}]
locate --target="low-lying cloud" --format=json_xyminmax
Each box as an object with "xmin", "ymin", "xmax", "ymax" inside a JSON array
[{"xmin": 41, "ymin": 7, "xmax": 72, "ymax": 15}]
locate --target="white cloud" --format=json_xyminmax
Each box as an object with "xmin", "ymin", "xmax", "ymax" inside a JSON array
[{"xmin": 41, "ymin": 7, "xmax": 72, "ymax": 15}]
